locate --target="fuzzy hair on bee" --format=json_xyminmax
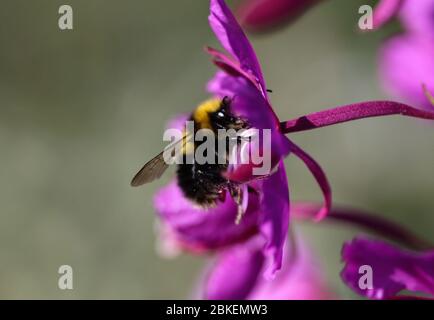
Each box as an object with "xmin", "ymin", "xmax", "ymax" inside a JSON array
[
  {"xmin": 131, "ymin": 96, "xmax": 251, "ymax": 221},
  {"xmin": 177, "ymin": 96, "xmax": 249, "ymax": 207}
]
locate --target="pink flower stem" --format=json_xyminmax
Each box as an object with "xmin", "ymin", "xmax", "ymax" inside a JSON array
[{"xmin": 280, "ymin": 101, "xmax": 434, "ymax": 134}]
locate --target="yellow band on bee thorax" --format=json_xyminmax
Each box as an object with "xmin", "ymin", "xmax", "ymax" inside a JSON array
[{"xmin": 192, "ymin": 98, "xmax": 222, "ymax": 129}]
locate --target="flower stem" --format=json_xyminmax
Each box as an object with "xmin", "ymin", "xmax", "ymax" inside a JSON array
[{"xmin": 280, "ymin": 101, "xmax": 434, "ymax": 134}]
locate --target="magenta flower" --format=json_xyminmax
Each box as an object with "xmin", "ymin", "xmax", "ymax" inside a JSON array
[
  {"xmin": 341, "ymin": 237, "xmax": 434, "ymax": 299},
  {"xmin": 153, "ymin": 0, "xmax": 434, "ymax": 279},
  {"xmin": 200, "ymin": 236, "xmax": 333, "ymax": 300},
  {"xmin": 293, "ymin": 203, "xmax": 433, "ymax": 299},
  {"xmin": 155, "ymin": 0, "xmax": 333, "ymax": 279}
]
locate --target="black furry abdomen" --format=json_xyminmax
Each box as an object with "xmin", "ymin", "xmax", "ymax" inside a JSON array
[
  {"xmin": 176, "ymin": 162, "xmax": 228, "ymax": 207},
  {"xmin": 175, "ymin": 98, "xmax": 247, "ymax": 208}
]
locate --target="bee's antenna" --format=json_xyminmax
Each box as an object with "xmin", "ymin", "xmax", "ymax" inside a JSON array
[
  {"xmin": 222, "ymin": 95, "xmax": 238, "ymax": 110},
  {"xmin": 230, "ymin": 94, "xmax": 238, "ymax": 103}
]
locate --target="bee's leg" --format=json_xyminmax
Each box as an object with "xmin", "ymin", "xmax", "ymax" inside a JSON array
[
  {"xmin": 217, "ymin": 189, "xmax": 227, "ymax": 203},
  {"xmin": 247, "ymin": 185, "xmax": 259, "ymax": 195},
  {"xmin": 229, "ymin": 184, "xmax": 248, "ymax": 225},
  {"xmin": 228, "ymin": 184, "xmax": 238, "ymax": 200}
]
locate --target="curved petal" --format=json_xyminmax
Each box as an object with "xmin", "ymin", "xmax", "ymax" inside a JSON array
[
  {"xmin": 166, "ymin": 114, "xmax": 189, "ymax": 131},
  {"xmin": 372, "ymin": 0, "xmax": 404, "ymax": 29},
  {"xmin": 259, "ymin": 161, "xmax": 290, "ymax": 279},
  {"xmin": 341, "ymin": 237, "xmax": 434, "ymax": 299},
  {"xmin": 280, "ymin": 100, "xmax": 434, "ymax": 134},
  {"xmin": 209, "ymin": 0, "xmax": 267, "ymax": 93},
  {"xmin": 154, "ymin": 180, "xmax": 260, "ymax": 252},
  {"xmin": 399, "ymin": 0, "xmax": 434, "ymax": 39},
  {"xmin": 287, "ymin": 140, "xmax": 331, "ymax": 221},
  {"xmin": 379, "ymin": 35, "xmax": 434, "ymax": 111},
  {"xmin": 204, "ymin": 238, "xmax": 265, "ymax": 300},
  {"xmin": 207, "ymin": 70, "xmax": 280, "ymax": 128},
  {"xmin": 203, "ymin": 235, "xmax": 334, "ymax": 300},
  {"xmin": 237, "ymin": 0, "xmax": 322, "ymax": 32},
  {"xmin": 250, "ymin": 236, "xmax": 334, "ymax": 300},
  {"xmin": 205, "ymin": 46, "xmax": 266, "ymax": 97}
]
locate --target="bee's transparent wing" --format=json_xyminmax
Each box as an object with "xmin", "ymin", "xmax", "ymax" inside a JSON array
[
  {"xmin": 130, "ymin": 151, "xmax": 169, "ymax": 187},
  {"xmin": 130, "ymin": 133, "xmax": 191, "ymax": 187}
]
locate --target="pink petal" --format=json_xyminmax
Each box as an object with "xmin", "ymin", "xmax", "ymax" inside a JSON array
[
  {"xmin": 203, "ymin": 235, "xmax": 334, "ymax": 300},
  {"xmin": 166, "ymin": 114, "xmax": 189, "ymax": 131},
  {"xmin": 399, "ymin": 0, "xmax": 434, "ymax": 39},
  {"xmin": 204, "ymin": 238, "xmax": 265, "ymax": 300},
  {"xmin": 154, "ymin": 180, "xmax": 260, "ymax": 252},
  {"xmin": 205, "ymin": 46, "xmax": 267, "ymax": 98},
  {"xmin": 372, "ymin": 0, "xmax": 404, "ymax": 29},
  {"xmin": 209, "ymin": 0, "xmax": 267, "ymax": 94},
  {"xmin": 259, "ymin": 161, "xmax": 290, "ymax": 279},
  {"xmin": 237, "ymin": 0, "xmax": 322, "ymax": 32},
  {"xmin": 341, "ymin": 237, "xmax": 434, "ymax": 299},
  {"xmin": 250, "ymin": 236, "xmax": 334, "ymax": 300},
  {"xmin": 207, "ymin": 69, "xmax": 280, "ymax": 128},
  {"xmin": 379, "ymin": 35, "xmax": 434, "ymax": 111},
  {"xmin": 287, "ymin": 140, "xmax": 331, "ymax": 221}
]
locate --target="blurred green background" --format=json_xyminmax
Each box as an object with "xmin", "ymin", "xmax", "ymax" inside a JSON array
[{"xmin": 0, "ymin": 0, "xmax": 433, "ymax": 299}]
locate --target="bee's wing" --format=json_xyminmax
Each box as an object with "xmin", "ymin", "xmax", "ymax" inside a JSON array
[
  {"xmin": 130, "ymin": 151, "xmax": 169, "ymax": 187},
  {"xmin": 130, "ymin": 133, "xmax": 192, "ymax": 187}
]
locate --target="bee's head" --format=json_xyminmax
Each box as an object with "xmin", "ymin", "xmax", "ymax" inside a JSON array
[{"xmin": 208, "ymin": 96, "xmax": 246, "ymax": 130}]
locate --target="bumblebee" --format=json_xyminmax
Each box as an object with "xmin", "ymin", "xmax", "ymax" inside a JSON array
[{"xmin": 131, "ymin": 97, "xmax": 250, "ymax": 218}]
